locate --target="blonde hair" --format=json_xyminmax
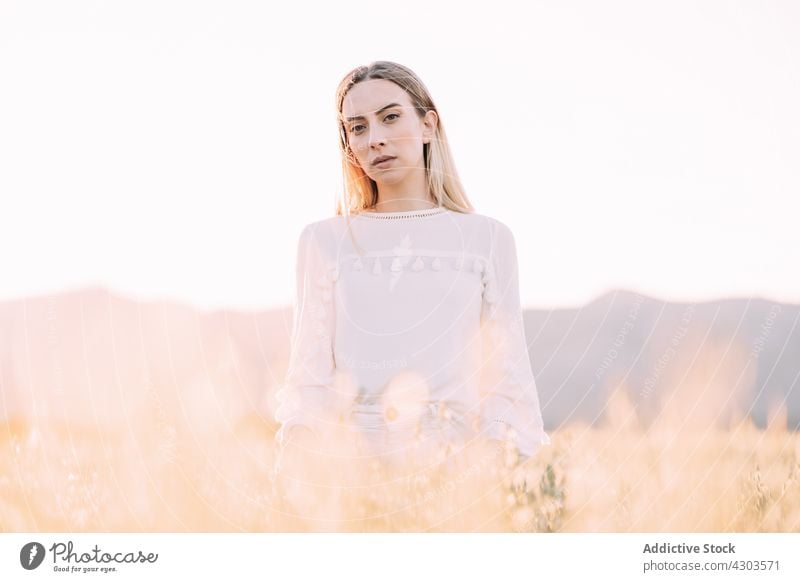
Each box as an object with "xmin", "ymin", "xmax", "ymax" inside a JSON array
[{"xmin": 333, "ymin": 61, "xmax": 475, "ymax": 217}]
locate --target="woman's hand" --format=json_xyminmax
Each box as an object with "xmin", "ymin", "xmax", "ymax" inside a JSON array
[
  {"xmin": 487, "ymin": 438, "xmax": 528, "ymax": 468},
  {"xmin": 284, "ymin": 425, "xmax": 320, "ymax": 450}
]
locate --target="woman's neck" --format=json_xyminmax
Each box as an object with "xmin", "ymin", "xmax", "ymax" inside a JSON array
[
  {"xmin": 369, "ymin": 170, "xmax": 437, "ymax": 212},
  {"xmin": 367, "ymin": 195, "xmax": 438, "ymax": 213}
]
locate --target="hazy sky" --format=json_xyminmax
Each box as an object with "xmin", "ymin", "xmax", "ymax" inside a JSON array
[{"xmin": 1, "ymin": 0, "xmax": 797, "ymax": 310}]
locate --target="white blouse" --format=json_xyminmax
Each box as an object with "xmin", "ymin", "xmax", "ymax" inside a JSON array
[{"xmin": 274, "ymin": 206, "xmax": 550, "ymax": 461}]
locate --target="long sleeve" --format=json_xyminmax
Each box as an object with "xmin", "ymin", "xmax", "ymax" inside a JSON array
[
  {"xmin": 478, "ymin": 221, "xmax": 551, "ymax": 459},
  {"xmin": 273, "ymin": 223, "xmax": 341, "ymax": 448}
]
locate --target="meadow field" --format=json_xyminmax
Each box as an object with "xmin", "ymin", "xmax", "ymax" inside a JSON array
[{"xmin": 1, "ymin": 406, "xmax": 797, "ymax": 533}]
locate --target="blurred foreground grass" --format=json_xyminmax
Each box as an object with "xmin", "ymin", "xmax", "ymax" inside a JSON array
[{"xmin": 1, "ymin": 415, "xmax": 798, "ymax": 532}]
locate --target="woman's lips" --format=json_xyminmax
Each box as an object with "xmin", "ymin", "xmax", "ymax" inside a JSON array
[{"xmin": 373, "ymin": 157, "xmax": 395, "ymax": 167}]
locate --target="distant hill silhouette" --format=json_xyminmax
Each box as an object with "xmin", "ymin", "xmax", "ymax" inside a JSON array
[
  {"xmin": 526, "ymin": 289, "xmax": 799, "ymax": 431},
  {"xmin": 1, "ymin": 287, "xmax": 797, "ymax": 433}
]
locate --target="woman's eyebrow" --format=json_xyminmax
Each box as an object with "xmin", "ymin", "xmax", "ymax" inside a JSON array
[{"xmin": 345, "ymin": 102, "xmax": 402, "ymax": 123}]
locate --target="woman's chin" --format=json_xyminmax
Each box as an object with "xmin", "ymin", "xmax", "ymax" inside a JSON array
[{"xmin": 370, "ymin": 170, "xmax": 408, "ymax": 186}]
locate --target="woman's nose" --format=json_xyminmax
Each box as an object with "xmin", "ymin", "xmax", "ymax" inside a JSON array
[{"xmin": 368, "ymin": 127, "xmax": 386, "ymax": 147}]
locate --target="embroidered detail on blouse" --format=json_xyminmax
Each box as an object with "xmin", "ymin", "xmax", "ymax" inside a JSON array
[
  {"xmin": 327, "ymin": 251, "xmax": 496, "ymax": 277},
  {"xmin": 356, "ymin": 207, "xmax": 449, "ymax": 220},
  {"xmin": 480, "ymin": 261, "xmax": 501, "ymax": 318},
  {"xmin": 308, "ymin": 262, "xmax": 339, "ymax": 352}
]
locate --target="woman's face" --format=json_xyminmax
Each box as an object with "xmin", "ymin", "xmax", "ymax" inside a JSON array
[{"xmin": 342, "ymin": 79, "xmax": 437, "ymax": 185}]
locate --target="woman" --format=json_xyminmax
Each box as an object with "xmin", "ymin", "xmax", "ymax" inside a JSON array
[{"xmin": 274, "ymin": 61, "xmax": 550, "ymax": 476}]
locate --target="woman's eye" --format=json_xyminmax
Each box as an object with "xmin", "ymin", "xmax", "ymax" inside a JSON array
[{"xmin": 350, "ymin": 114, "xmax": 397, "ymax": 134}]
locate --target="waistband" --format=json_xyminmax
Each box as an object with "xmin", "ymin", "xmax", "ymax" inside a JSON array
[{"xmin": 349, "ymin": 399, "xmax": 479, "ymax": 434}]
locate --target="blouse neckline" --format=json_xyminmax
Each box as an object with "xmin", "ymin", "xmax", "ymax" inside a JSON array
[{"xmin": 355, "ymin": 207, "xmax": 450, "ymax": 220}]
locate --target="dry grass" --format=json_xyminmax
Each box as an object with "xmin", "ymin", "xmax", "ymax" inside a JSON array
[{"xmin": 1, "ymin": 412, "xmax": 798, "ymax": 532}]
